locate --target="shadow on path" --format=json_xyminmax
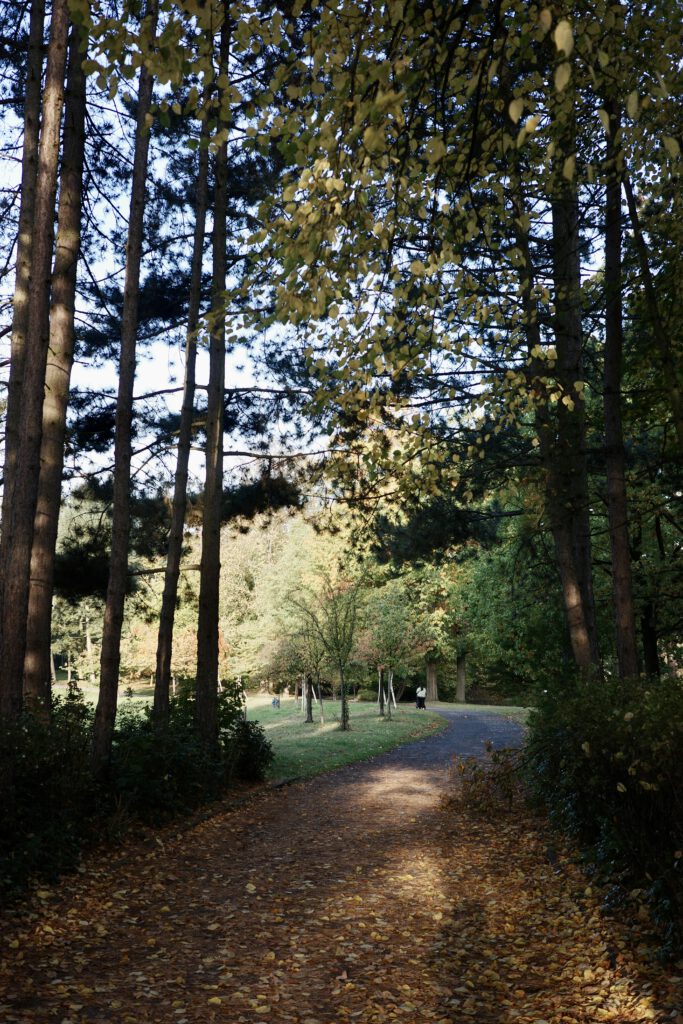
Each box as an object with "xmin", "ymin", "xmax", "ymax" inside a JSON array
[{"xmin": 0, "ymin": 709, "xmax": 679, "ymax": 1023}]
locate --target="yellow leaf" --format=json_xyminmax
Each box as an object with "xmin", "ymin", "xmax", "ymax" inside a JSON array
[
  {"xmin": 555, "ymin": 62, "xmax": 571, "ymax": 92},
  {"xmin": 207, "ymin": 996, "xmax": 222, "ymax": 1005},
  {"xmin": 508, "ymin": 98, "xmax": 524, "ymax": 123},
  {"xmin": 553, "ymin": 19, "xmax": 574, "ymax": 56},
  {"xmin": 245, "ymin": 882, "xmax": 257, "ymax": 893},
  {"xmin": 539, "ymin": 9, "xmax": 552, "ymax": 33},
  {"xmin": 627, "ymin": 91, "xmax": 639, "ymax": 118},
  {"xmin": 598, "ymin": 109, "xmax": 610, "ymax": 134},
  {"xmin": 663, "ymin": 136, "xmax": 680, "ymax": 158},
  {"xmin": 562, "ymin": 155, "xmax": 575, "ymax": 180},
  {"xmin": 425, "ymin": 136, "xmax": 447, "ymax": 163}
]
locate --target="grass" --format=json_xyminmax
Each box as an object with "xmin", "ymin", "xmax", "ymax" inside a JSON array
[
  {"xmin": 247, "ymin": 695, "xmax": 447, "ymax": 781},
  {"xmin": 50, "ymin": 684, "xmax": 530, "ymax": 779}
]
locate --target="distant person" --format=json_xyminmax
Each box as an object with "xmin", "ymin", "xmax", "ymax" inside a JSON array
[{"xmin": 416, "ymin": 685, "xmax": 427, "ymax": 710}]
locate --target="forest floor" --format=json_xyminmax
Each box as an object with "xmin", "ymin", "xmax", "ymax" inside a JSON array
[{"xmin": 1, "ymin": 709, "xmax": 681, "ymax": 1024}]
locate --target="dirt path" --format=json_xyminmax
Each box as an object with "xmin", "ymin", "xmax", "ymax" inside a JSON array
[{"xmin": 0, "ymin": 712, "xmax": 680, "ymax": 1023}]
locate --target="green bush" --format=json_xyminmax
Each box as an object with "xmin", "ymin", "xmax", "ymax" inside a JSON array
[
  {"xmin": 110, "ymin": 687, "xmax": 271, "ymax": 819},
  {"xmin": 526, "ymin": 674, "xmax": 683, "ymax": 954},
  {"xmin": 355, "ymin": 687, "xmax": 378, "ymax": 702},
  {"xmin": 226, "ymin": 719, "xmax": 274, "ymax": 781},
  {"xmin": 0, "ymin": 687, "xmax": 97, "ymax": 895},
  {"xmin": 0, "ymin": 683, "xmax": 273, "ymax": 896}
]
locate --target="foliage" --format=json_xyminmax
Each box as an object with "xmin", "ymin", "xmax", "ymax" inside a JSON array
[
  {"xmin": 0, "ymin": 687, "xmax": 97, "ymax": 895},
  {"xmin": 110, "ymin": 685, "xmax": 270, "ymax": 820},
  {"xmin": 3, "ymin": 699, "xmax": 682, "ymax": 1022},
  {"xmin": 357, "ymin": 576, "xmax": 428, "ymax": 678},
  {"xmin": 0, "ymin": 684, "xmax": 272, "ymax": 895},
  {"xmin": 526, "ymin": 674, "xmax": 683, "ymax": 954},
  {"xmin": 445, "ymin": 745, "xmax": 526, "ymax": 816}
]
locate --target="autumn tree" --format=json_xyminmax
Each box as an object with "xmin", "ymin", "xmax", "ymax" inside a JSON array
[
  {"xmin": 255, "ymin": 0, "xmax": 680, "ymax": 682},
  {"xmin": 0, "ymin": 0, "xmax": 69, "ymax": 719},
  {"xmin": 92, "ymin": 0, "xmax": 160, "ymax": 771},
  {"xmin": 24, "ymin": 21, "xmax": 88, "ymax": 712}
]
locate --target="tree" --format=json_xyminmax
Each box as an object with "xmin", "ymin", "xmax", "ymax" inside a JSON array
[
  {"xmin": 24, "ymin": 21, "xmax": 88, "ymax": 711},
  {"xmin": 357, "ymin": 577, "xmax": 426, "ymax": 717},
  {"xmin": 195, "ymin": 14, "xmax": 230, "ymax": 747},
  {"xmin": 0, "ymin": 0, "xmax": 69, "ymax": 719},
  {"xmin": 153, "ymin": 113, "xmax": 210, "ymax": 724},
  {"xmin": 291, "ymin": 572, "xmax": 361, "ymax": 732},
  {"xmin": 92, "ymin": 0, "xmax": 159, "ymax": 770},
  {"xmin": 256, "ymin": 0, "xmax": 681, "ymax": 682}
]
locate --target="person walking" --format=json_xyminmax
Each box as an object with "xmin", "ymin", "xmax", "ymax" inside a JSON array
[{"xmin": 416, "ymin": 684, "xmax": 427, "ymax": 710}]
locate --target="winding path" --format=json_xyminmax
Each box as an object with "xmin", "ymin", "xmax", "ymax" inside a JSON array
[{"xmin": 0, "ymin": 709, "xmax": 679, "ymax": 1023}]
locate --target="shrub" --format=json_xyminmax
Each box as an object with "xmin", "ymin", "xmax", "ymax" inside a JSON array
[
  {"xmin": 444, "ymin": 745, "xmax": 525, "ymax": 814},
  {"xmin": 226, "ymin": 719, "xmax": 274, "ymax": 781},
  {"xmin": 526, "ymin": 674, "xmax": 683, "ymax": 954},
  {"xmin": 110, "ymin": 686, "xmax": 271, "ymax": 820},
  {"xmin": 0, "ymin": 682, "xmax": 273, "ymax": 895},
  {"xmin": 0, "ymin": 687, "xmax": 97, "ymax": 895},
  {"xmin": 355, "ymin": 687, "xmax": 378, "ymax": 702}
]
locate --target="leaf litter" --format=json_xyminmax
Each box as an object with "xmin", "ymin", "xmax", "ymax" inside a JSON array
[{"xmin": 0, "ymin": 755, "xmax": 681, "ymax": 1023}]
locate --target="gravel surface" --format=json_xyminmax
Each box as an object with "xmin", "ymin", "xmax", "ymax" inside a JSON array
[{"xmin": 368, "ymin": 705, "xmax": 526, "ymax": 788}]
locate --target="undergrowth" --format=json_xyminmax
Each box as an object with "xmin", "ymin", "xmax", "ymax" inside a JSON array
[{"xmin": 0, "ymin": 685, "xmax": 273, "ymax": 898}]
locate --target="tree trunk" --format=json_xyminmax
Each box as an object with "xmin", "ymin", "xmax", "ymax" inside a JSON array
[
  {"xmin": 305, "ymin": 673, "xmax": 313, "ymax": 723},
  {"xmin": 92, "ymin": 2, "xmax": 157, "ymax": 770},
  {"xmin": 24, "ymin": 23, "xmax": 88, "ymax": 714},
  {"xmin": 195, "ymin": 19, "xmax": 230, "ymax": 747},
  {"xmin": 339, "ymin": 665, "xmax": 349, "ymax": 730},
  {"xmin": 455, "ymin": 652, "xmax": 466, "ymax": 703},
  {"xmin": 0, "ymin": 0, "xmax": 44, "ymax": 561},
  {"xmin": 510, "ymin": 162, "xmax": 598, "ymax": 676},
  {"xmin": 622, "ymin": 172, "xmax": 683, "ymax": 453},
  {"xmin": 550, "ymin": 180, "xmax": 600, "ymax": 669},
  {"xmin": 0, "ymin": 0, "xmax": 69, "ymax": 720},
  {"xmin": 425, "ymin": 660, "xmax": 438, "ymax": 702},
  {"xmin": 153, "ymin": 117, "xmax": 210, "ymax": 724},
  {"xmin": 603, "ymin": 104, "xmax": 640, "ymax": 679},
  {"xmin": 378, "ymin": 666, "xmax": 385, "ymax": 717},
  {"xmin": 385, "ymin": 668, "xmax": 392, "ymax": 721}
]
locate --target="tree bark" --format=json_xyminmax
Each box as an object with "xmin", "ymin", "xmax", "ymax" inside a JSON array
[
  {"xmin": 339, "ymin": 664, "xmax": 349, "ymax": 730},
  {"xmin": 195, "ymin": 18, "xmax": 229, "ymax": 747},
  {"xmin": 304, "ymin": 673, "xmax": 313, "ymax": 723},
  {"xmin": 92, "ymin": 1, "xmax": 158, "ymax": 770},
  {"xmin": 550, "ymin": 179, "xmax": 600, "ymax": 669},
  {"xmin": 455, "ymin": 652, "xmax": 466, "ymax": 703},
  {"xmin": 0, "ymin": 0, "xmax": 69, "ymax": 720},
  {"xmin": 0, "ymin": 0, "xmax": 44, "ymax": 561},
  {"xmin": 153, "ymin": 117, "xmax": 210, "ymax": 724},
  {"xmin": 425, "ymin": 660, "xmax": 438, "ymax": 702},
  {"xmin": 510, "ymin": 162, "xmax": 597, "ymax": 676},
  {"xmin": 603, "ymin": 104, "xmax": 640, "ymax": 679},
  {"xmin": 24, "ymin": 23, "xmax": 88, "ymax": 713}
]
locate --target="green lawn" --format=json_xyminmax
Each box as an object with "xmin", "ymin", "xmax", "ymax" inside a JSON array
[
  {"xmin": 246, "ymin": 695, "xmax": 447, "ymax": 781},
  {"xmin": 50, "ymin": 683, "xmax": 529, "ymax": 780}
]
